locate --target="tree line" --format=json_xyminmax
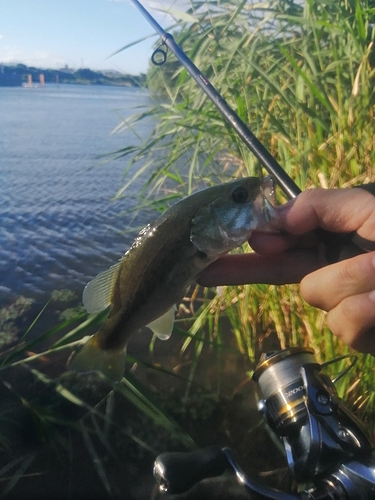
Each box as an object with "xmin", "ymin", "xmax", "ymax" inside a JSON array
[{"xmin": 0, "ymin": 64, "xmax": 146, "ymax": 87}]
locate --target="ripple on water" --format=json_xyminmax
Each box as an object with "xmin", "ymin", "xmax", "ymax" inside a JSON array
[{"xmin": 1, "ymin": 85, "xmax": 156, "ymax": 302}]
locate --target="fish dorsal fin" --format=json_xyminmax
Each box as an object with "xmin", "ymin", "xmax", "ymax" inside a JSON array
[
  {"xmin": 83, "ymin": 261, "xmax": 122, "ymax": 313},
  {"xmin": 146, "ymin": 306, "xmax": 177, "ymax": 341}
]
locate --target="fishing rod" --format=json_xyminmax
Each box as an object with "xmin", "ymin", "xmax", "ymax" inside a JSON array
[{"xmin": 129, "ymin": 0, "xmax": 301, "ymax": 200}]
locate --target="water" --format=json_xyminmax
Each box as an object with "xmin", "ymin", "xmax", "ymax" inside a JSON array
[
  {"xmin": 0, "ymin": 84, "xmax": 155, "ymax": 303},
  {"xmin": 0, "ymin": 85, "xmax": 265, "ymax": 500}
]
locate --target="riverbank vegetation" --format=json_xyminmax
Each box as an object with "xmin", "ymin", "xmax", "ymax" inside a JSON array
[
  {"xmin": 114, "ymin": 0, "xmax": 375, "ymax": 418},
  {"xmin": 1, "ymin": 0, "xmax": 375, "ymax": 498},
  {"xmin": 114, "ymin": 0, "xmax": 375, "ymax": 420}
]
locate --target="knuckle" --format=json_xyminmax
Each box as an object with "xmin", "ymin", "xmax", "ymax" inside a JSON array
[
  {"xmin": 336, "ymin": 253, "xmax": 374, "ymax": 293},
  {"xmin": 338, "ymin": 259, "xmax": 362, "ymax": 286}
]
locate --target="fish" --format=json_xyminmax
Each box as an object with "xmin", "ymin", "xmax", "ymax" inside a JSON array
[{"xmin": 69, "ymin": 176, "xmax": 278, "ymax": 381}]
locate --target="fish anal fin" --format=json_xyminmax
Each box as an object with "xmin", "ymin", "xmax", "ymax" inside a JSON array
[
  {"xmin": 83, "ymin": 261, "xmax": 122, "ymax": 313},
  {"xmin": 69, "ymin": 336, "xmax": 125, "ymax": 382},
  {"xmin": 146, "ymin": 306, "xmax": 176, "ymax": 341}
]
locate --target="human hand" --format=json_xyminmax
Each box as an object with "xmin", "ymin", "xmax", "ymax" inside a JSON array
[{"xmin": 198, "ymin": 187, "xmax": 375, "ymax": 355}]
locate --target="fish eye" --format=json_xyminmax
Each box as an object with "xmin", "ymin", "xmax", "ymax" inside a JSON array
[{"xmin": 231, "ymin": 186, "xmax": 248, "ymax": 203}]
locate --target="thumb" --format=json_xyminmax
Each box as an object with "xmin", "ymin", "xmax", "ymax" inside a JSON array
[{"xmin": 277, "ymin": 188, "xmax": 375, "ymax": 242}]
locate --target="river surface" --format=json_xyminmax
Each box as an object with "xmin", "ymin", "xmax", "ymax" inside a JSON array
[{"xmin": 0, "ymin": 84, "xmax": 155, "ymax": 304}]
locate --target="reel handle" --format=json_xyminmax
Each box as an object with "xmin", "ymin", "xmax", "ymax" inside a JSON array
[{"xmin": 153, "ymin": 445, "xmax": 228, "ymax": 494}]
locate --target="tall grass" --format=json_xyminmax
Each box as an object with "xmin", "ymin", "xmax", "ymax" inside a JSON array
[
  {"xmin": 119, "ymin": 0, "xmax": 374, "ymax": 189},
  {"xmin": 113, "ymin": 0, "xmax": 375, "ymax": 425}
]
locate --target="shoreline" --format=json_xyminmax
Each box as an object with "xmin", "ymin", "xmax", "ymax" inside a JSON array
[{"xmin": 0, "ymin": 63, "xmax": 147, "ymax": 88}]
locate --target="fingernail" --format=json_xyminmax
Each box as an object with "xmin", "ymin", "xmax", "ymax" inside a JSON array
[{"xmin": 369, "ymin": 289, "xmax": 375, "ymax": 302}]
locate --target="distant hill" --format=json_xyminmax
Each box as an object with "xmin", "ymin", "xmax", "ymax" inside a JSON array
[{"xmin": 0, "ymin": 64, "xmax": 146, "ymax": 87}]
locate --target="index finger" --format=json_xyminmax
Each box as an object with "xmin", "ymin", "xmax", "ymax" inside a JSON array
[{"xmin": 197, "ymin": 249, "xmax": 321, "ymax": 287}]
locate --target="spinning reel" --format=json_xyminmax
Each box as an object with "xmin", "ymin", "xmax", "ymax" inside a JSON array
[{"xmin": 154, "ymin": 347, "xmax": 375, "ymax": 499}]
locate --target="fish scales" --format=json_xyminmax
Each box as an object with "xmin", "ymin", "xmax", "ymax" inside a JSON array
[{"xmin": 100, "ymin": 209, "xmax": 209, "ymax": 349}]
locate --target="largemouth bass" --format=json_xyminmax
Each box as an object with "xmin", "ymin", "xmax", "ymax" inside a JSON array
[{"xmin": 70, "ymin": 176, "xmax": 278, "ymax": 381}]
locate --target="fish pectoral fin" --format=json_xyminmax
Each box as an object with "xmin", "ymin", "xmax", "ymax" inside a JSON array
[
  {"xmin": 69, "ymin": 336, "xmax": 125, "ymax": 382},
  {"xmin": 146, "ymin": 306, "xmax": 177, "ymax": 341},
  {"xmin": 83, "ymin": 261, "xmax": 122, "ymax": 313}
]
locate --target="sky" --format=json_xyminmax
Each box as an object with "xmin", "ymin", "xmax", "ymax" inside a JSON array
[{"xmin": 0, "ymin": 0, "xmax": 183, "ymax": 75}]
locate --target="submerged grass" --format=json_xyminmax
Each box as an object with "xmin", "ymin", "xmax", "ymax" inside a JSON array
[{"xmin": 0, "ymin": 294, "xmax": 241, "ymax": 497}]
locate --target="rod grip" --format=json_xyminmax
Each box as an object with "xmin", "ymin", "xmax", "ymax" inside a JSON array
[{"xmin": 153, "ymin": 446, "xmax": 229, "ymax": 494}]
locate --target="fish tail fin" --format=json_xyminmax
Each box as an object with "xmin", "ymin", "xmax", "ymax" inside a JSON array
[{"xmin": 69, "ymin": 335, "xmax": 125, "ymax": 382}]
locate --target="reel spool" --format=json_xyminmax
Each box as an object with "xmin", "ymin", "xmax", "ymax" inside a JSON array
[{"xmin": 253, "ymin": 347, "xmax": 317, "ymax": 434}]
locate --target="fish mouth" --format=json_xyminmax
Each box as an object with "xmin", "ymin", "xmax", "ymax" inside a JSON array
[
  {"xmin": 259, "ymin": 176, "xmax": 281, "ymax": 231},
  {"xmin": 261, "ymin": 176, "xmax": 276, "ymax": 207}
]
